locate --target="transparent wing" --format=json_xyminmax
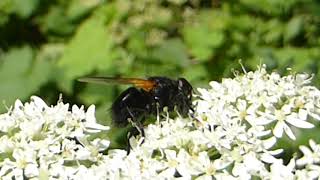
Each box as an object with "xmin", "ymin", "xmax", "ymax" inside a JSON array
[{"xmin": 78, "ymin": 77, "xmax": 156, "ymax": 91}]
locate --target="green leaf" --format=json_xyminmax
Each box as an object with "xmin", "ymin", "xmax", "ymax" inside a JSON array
[
  {"xmin": 0, "ymin": 0, "xmax": 12, "ymax": 13},
  {"xmin": 79, "ymin": 84, "xmax": 114, "ymax": 105},
  {"xmin": 57, "ymin": 16, "xmax": 118, "ymax": 92},
  {"xmin": 0, "ymin": 0, "xmax": 12, "ymax": 25},
  {"xmin": 182, "ymin": 64, "xmax": 208, "ymax": 83},
  {"xmin": 240, "ymin": 0, "xmax": 298, "ymax": 16},
  {"xmin": 151, "ymin": 39, "xmax": 189, "ymax": 66},
  {"xmin": 41, "ymin": 6, "xmax": 75, "ymax": 35},
  {"xmin": 274, "ymin": 47, "xmax": 319, "ymax": 71},
  {"xmin": 127, "ymin": 31, "xmax": 148, "ymax": 58},
  {"xmin": 264, "ymin": 20, "xmax": 284, "ymax": 44},
  {"xmin": 183, "ymin": 25, "xmax": 224, "ymax": 61},
  {"xmin": 0, "ymin": 47, "xmax": 32, "ymax": 76},
  {"xmin": 67, "ymin": 0, "xmax": 101, "ymax": 21},
  {"xmin": 12, "ymin": 0, "xmax": 39, "ymax": 18},
  {"xmin": 284, "ymin": 16, "xmax": 303, "ymax": 42},
  {"xmin": 0, "ymin": 46, "xmax": 51, "ymax": 112}
]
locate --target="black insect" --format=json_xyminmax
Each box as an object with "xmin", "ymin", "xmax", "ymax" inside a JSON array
[{"xmin": 78, "ymin": 76, "xmax": 193, "ymax": 145}]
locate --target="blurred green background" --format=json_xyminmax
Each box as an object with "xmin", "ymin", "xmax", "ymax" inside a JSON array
[{"xmin": 1, "ymin": 0, "xmax": 320, "ymax": 149}]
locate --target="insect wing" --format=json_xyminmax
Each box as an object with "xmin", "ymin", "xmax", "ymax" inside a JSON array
[{"xmin": 78, "ymin": 77, "xmax": 156, "ymax": 91}]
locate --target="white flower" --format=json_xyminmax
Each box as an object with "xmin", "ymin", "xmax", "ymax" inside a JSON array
[
  {"xmin": 266, "ymin": 105, "xmax": 314, "ymax": 140},
  {"xmin": 84, "ymin": 105, "xmax": 110, "ymax": 132},
  {"xmin": 0, "ymin": 113, "xmax": 16, "ymax": 133},
  {"xmin": 76, "ymin": 137, "xmax": 109, "ymax": 161},
  {"xmin": 1, "ymin": 65, "xmax": 320, "ymax": 179},
  {"xmin": 232, "ymin": 151, "xmax": 267, "ymax": 179},
  {"xmin": 296, "ymin": 139, "xmax": 320, "ymax": 166},
  {"xmin": 0, "ymin": 96, "xmax": 110, "ymax": 179},
  {"xmin": 19, "ymin": 118, "xmax": 44, "ymax": 138},
  {"xmin": 0, "ymin": 135, "xmax": 15, "ymax": 153},
  {"xmin": 190, "ymin": 151, "xmax": 224, "ymax": 178},
  {"xmin": 158, "ymin": 149, "xmax": 192, "ymax": 178},
  {"xmin": 0, "ymin": 148, "xmax": 38, "ymax": 179},
  {"xmin": 295, "ymin": 167, "xmax": 320, "ymax": 180},
  {"xmin": 266, "ymin": 159, "xmax": 295, "ymax": 180}
]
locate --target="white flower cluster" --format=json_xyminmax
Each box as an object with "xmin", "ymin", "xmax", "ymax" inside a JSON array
[
  {"xmin": 1, "ymin": 65, "xmax": 320, "ymax": 179},
  {"xmin": 117, "ymin": 65, "xmax": 320, "ymax": 179},
  {"xmin": 0, "ymin": 96, "xmax": 109, "ymax": 179}
]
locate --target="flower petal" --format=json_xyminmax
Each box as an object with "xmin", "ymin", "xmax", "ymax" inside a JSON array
[
  {"xmin": 273, "ymin": 121, "xmax": 285, "ymax": 138},
  {"xmin": 286, "ymin": 116, "xmax": 314, "ymax": 129},
  {"xmin": 283, "ymin": 123, "xmax": 296, "ymax": 140}
]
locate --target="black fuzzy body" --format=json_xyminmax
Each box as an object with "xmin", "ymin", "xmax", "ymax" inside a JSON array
[{"xmin": 111, "ymin": 77, "xmax": 193, "ymax": 127}]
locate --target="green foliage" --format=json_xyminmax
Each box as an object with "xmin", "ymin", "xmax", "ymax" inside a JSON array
[
  {"xmin": 0, "ymin": 46, "xmax": 51, "ymax": 108},
  {"xmin": 183, "ymin": 11, "xmax": 225, "ymax": 61},
  {"xmin": 1, "ymin": 0, "xmax": 320, "ymax": 147},
  {"xmin": 57, "ymin": 15, "xmax": 118, "ymax": 92},
  {"xmin": 151, "ymin": 39, "xmax": 189, "ymax": 66}
]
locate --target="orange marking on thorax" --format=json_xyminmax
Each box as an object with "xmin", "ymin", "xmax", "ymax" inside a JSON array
[{"xmin": 132, "ymin": 80, "xmax": 156, "ymax": 92}]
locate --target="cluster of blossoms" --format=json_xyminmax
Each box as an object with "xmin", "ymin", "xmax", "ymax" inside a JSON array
[
  {"xmin": 1, "ymin": 65, "xmax": 320, "ymax": 179},
  {"xmin": 0, "ymin": 97, "xmax": 109, "ymax": 179}
]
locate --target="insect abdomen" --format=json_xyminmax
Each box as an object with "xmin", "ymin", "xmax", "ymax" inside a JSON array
[{"xmin": 111, "ymin": 87, "xmax": 151, "ymax": 127}]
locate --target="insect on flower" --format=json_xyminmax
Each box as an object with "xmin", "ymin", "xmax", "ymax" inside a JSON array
[{"xmin": 78, "ymin": 76, "xmax": 194, "ymax": 148}]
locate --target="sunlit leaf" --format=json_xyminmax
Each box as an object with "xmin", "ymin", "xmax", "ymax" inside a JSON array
[
  {"xmin": 40, "ymin": 6, "xmax": 75, "ymax": 35},
  {"xmin": 0, "ymin": 46, "xmax": 51, "ymax": 112},
  {"xmin": 12, "ymin": 0, "xmax": 39, "ymax": 18},
  {"xmin": 240, "ymin": 0, "xmax": 298, "ymax": 16},
  {"xmin": 57, "ymin": 15, "xmax": 119, "ymax": 92},
  {"xmin": 284, "ymin": 16, "xmax": 303, "ymax": 42},
  {"xmin": 67, "ymin": 0, "xmax": 102, "ymax": 21},
  {"xmin": 183, "ymin": 25, "xmax": 224, "ymax": 61},
  {"xmin": 151, "ymin": 39, "xmax": 189, "ymax": 66},
  {"xmin": 264, "ymin": 20, "xmax": 284, "ymax": 44}
]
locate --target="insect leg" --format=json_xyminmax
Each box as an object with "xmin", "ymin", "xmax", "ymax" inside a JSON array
[
  {"xmin": 156, "ymin": 102, "xmax": 160, "ymax": 125},
  {"xmin": 125, "ymin": 106, "xmax": 146, "ymax": 153},
  {"xmin": 188, "ymin": 105, "xmax": 195, "ymax": 118},
  {"xmin": 126, "ymin": 120, "xmax": 146, "ymax": 154},
  {"xmin": 126, "ymin": 106, "xmax": 145, "ymax": 136},
  {"xmin": 126, "ymin": 131, "xmax": 132, "ymax": 154}
]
